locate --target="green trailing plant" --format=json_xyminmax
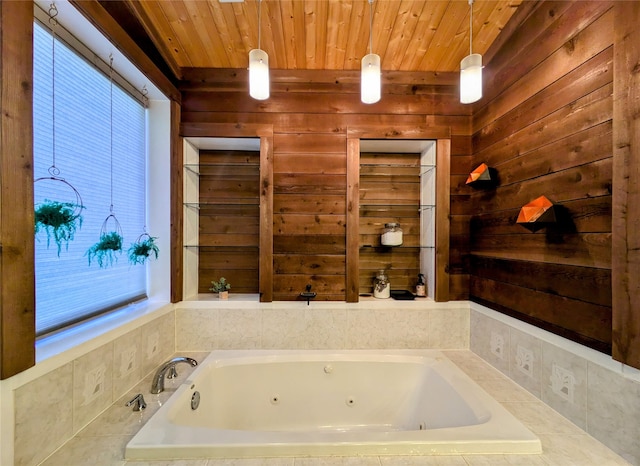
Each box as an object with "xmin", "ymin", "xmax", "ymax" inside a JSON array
[
  {"xmin": 34, "ymin": 199, "xmax": 84, "ymax": 256},
  {"xmin": 209, "ymin": 277, "xmax": 231, "ymax": 293},
  {"xmin": 128, "ymin": 235, "xmax": 159, "ymax": 265},
  {"xmin": 86, "ymin": 231, "xmax": 123, "ymax": 268}
]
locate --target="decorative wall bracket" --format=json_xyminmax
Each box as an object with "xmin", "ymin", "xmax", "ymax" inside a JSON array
[
  {"xmin": 466, "ymin": 163, "xmax": 498, "ymax": 189},
  {"xmin": 516, "ymin": 195, "xmax": 557, "ymax": 232}
]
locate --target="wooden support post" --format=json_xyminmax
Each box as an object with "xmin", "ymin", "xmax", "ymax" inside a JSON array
[
  {"xmin": 612, "ymin": 1, "xmax": 640, "ymax": 368},
  {"xmin": 260, "ymin": 135, "xmax": 274, "ymax": 302},
  {"xmin": 346, "ymin": 137, "xmax": 360, "ymax": 303},
  {"xmin": 0, "ymin": 1, "xmax": 36, "ymax": 378},
  {"xmin": 170, "ymin": 100, "xmax": 183, "ymax": 303},
  {"xmin": 435, "ymin": 139, "xmax": 451, "ymax": 302}
]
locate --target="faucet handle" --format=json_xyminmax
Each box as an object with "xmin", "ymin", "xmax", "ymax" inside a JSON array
[
  {"xmin": 126, "ymin": 393, "xmax": 147, "ymax": 411},
  {"xmin": 167, "ymin": 365, "xmax": 179, "ymax": 379}
]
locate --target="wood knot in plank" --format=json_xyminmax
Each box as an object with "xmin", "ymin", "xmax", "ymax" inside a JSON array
[{"xmin": 564, "ymin": 38, "xmax": 575, "ymax": 54}]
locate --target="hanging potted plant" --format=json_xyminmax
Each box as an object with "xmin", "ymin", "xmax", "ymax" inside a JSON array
[
  {"xmin": 86, "ymin": 55, "xmax": 125, "ymax": 269},
  {"xmin": 209, "ymin": 277, "xmax": 231, "ymax": 299},
  {"xmin": 35, "ymin": 198, "xmax": 84, "ymax": 256},
  {"xmin": 128, "ymin": 233, "xmax": 159, "ymax": 265},
  {"xmin": 34, "ymin": 10, "xmax": 85, "ymax": 257},
  {"xmin": 86, "ymin": 213, "xmax": 123, "ymax": 268}
]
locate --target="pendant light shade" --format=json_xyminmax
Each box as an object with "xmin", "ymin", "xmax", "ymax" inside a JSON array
[
  {"xmin": 460, "ymin": 53, "xmax": 482, "ymax": 104},
  {"xmin": 249, "ymin": 0, "xmax": 269, "ymax": 100},
  {"xmin": 460, "ymin": 0, "xmax": 482, "ymax": 104},
  {"xmin": 361, "ymin": 53, "xmax": 381, "ymax": 104},
  {"xmin": 249, "ymin": 48, "xmax": 269, "ymax": 100},
  {"xmin": 361, "ymin": 0, "xmax": 380, "ymax": 104}
]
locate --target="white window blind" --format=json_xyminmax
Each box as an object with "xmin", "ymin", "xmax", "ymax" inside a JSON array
[{"xmin": 33, "ymin": 21, "xmax": 147, "ymax": 335}]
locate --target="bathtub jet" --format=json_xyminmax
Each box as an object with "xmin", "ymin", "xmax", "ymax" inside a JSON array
[{"xmin": 126, "ymin": 349, "xmax": 541, "ymax": 460}]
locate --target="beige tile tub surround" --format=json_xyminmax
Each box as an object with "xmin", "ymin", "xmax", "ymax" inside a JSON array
[
  {"xmin": 175, "ymin": 298, "xmax": 470, "ymax": 352},
  {"xmin": 175, "ymin": 307, "xmax": 219, "ymax": 351},
  {"xmin": 541, "ymin": 342, "xmax": 588, "ymax": 430},
  {"xmin": 12, "ymin": 309, "xmax": 175, "ymax": 466},
  {"xmin": 113, "ymin": 328, "xmax": 144, "ymax": 398},
  {"xmin": 37, "ymin": 350, "xmax": 629, "ymax": 466},
  {"xmin": 140, "ymin": 312, "xmax": 176, "ymax": 376},
  {"xmin": 587, "ymin": 361, "xmax": 640, "ymax": 465},
  {"xmin": 10, "ymin": 298, "xmax": 636, "ymax": 465},
  {"xmin": 72, "ymin": 343, "xmax": 115, "ymax": 431},
  {"xmin": 470, "ymin": 303, "xmax": 640, "ymax": 465},
  {"xmin": 508, "ymin": 327, "xmax": 543, "ymax": 399},
  {"xmin": 470, "ymin": 311, "xmax": 511, "ymax": 376},
  {"xmin": 14, "ymin": 363, "xmax": 74, "ymax": 466}
]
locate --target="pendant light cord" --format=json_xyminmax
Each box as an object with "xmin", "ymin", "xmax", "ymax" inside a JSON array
[
  {"xmin": 109, "ymin": 54, "xmax": 114, "ymax": 214},
  {"xmin": 257, "ymin": 0, "xmax": 262, "ymax": 50},
  {"xmin": 48, "ymin": 3, "xmax": 60, "ymax": 177},
  {"xmin": 469, "ymin": 0, "xmax": 473, "ymax": 55},
  {"xmin": 368, "ymin": 0, "xmax": 373, "ymax": 55},
  {"xmin": 141, "ymin": 86, "xmax": 149, "ymax": 233}
]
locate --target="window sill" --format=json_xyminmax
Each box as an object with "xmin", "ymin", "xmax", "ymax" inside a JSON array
[{"xmin": 35, "ymin": 299, "xmax": 172, "ymax": 369}]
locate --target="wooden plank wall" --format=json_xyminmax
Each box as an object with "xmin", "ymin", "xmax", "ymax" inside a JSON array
[
  {"xmin": 470, "ymin": 1, "xmax": 614, "ymax": 353},
  {"xmin": 180, "ymin": 69, "xmax": 472, "ymax": 301},
  {"xmin": 273, "ymin": 133, "xmax": 347, "ymax": 300},
  {"xmin": 197, "ymin": 150, "xmax": 260, "ymax": 294}
]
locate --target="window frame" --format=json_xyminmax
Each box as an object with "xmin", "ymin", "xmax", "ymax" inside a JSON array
[{"xmin": 32, "ymin": 3, "xmax": 171, "ymax": 341}]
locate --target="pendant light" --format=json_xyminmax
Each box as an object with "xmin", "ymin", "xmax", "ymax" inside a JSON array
[
  {"xmin": 361, "ymin": 0, "xmax": 380, "ymax": 104},
  {"xmin": 249, "ymin": 0, "xmax": 269, "ymax": 100},
  {"xmin": 460, "ymin": 0, "xmax": 482, "ymax": 104}
]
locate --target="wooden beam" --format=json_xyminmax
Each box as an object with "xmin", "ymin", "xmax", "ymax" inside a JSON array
[
  {"xmin": 0, "ymin": 1, "xmax": 36, "ymax": 379},
  {"xmin": 121, "ymin": 0, "xmax": 183, "ymax": 81},
  {"xmin": 436, "ymin": 139, "xmax": 451, "ymax": 302},
  {"xmin": 69, "ymin": 0, "xmax": 180, "ymax": 102},
  {"xmin": 260, "ymin": 135, "xmax": 274, "ymax": 302},
  {"xmin": 346, "ymin": 138, "xmax": 360, "ymax": 302},
  {"xmin": 612, "ymin": 1, "xmax": 640, "ymax": 369},
  {"xmin": 180, "ymin": 68, "xmax": 459, "ymax": 86},
  {"xmin": 170, "ymin": 100, "xmax": 183, "ymax": 303}
]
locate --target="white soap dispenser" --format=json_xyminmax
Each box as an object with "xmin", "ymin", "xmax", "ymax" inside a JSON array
[{"xmin": 416, "ymin": 273, "xmax": 426, "ymax": 297}]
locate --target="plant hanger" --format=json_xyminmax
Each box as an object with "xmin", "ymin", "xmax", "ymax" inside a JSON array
[
  {"xmin": 128, "ymin": 85, "xmax": 159, "ymax": 266},
  {"xmin": 86, "ymin": 54, "xmax": 124, "ymax": 268},
  {"xmin": 34, "ymin": 2, "xmax": 85, "ymax": 256}
]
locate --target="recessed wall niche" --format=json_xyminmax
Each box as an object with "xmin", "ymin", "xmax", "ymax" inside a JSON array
[
  {"xmin": 183, "ymin": 137, "xmax": 261, "ymax": 298},
  {"xmin": 358, "ymin": 140, "xmax": 435, "ymax": 299}
]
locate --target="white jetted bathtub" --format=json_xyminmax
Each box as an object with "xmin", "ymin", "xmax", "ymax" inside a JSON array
[{"xmin": 126, "ymin": 350, "xmax": 541, "ymax": 459}]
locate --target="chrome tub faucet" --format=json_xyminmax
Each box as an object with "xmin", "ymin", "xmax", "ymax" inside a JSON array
[{"xmin": 150, "ymin": 356, "xmax": 198, "ymax": 394}]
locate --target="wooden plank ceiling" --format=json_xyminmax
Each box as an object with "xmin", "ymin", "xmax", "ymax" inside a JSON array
[{"xmin": 123, "ymin": 0, "xmax": 522, "ymax": 78}]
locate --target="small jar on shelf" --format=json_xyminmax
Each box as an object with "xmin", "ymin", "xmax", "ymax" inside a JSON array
[
  {"xmin": 373, "ymin": 269, "xmax": 390, "ymax": 299},
  {"xmin": 381, "ymin": 222, "xmax": 403, "ymax": 246}
]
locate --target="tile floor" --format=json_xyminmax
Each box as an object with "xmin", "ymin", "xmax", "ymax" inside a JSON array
[{"xmin": 37, "ymin": 351, "xmax": 631, "ymax": 466}]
